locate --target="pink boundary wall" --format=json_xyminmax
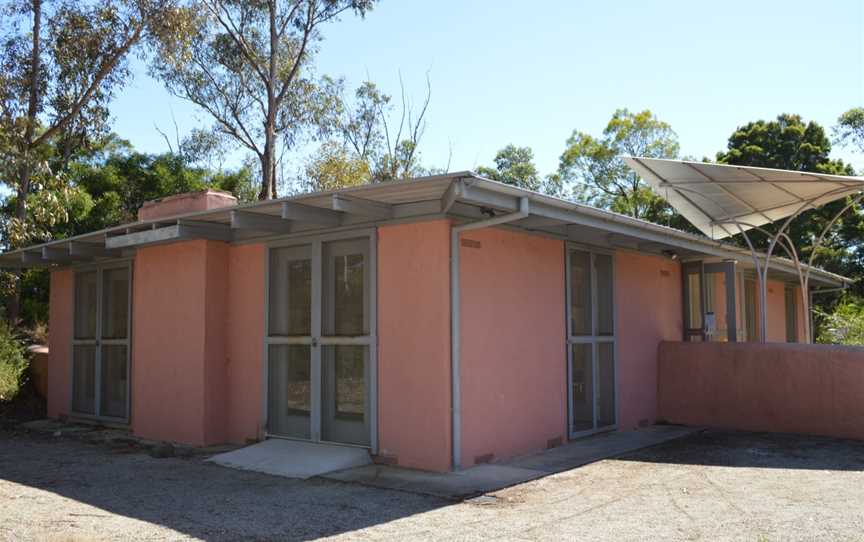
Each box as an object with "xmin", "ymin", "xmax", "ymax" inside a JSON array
[
  {"xmin": 47, "ymin": 269, "xmax": 73, "ymax": 419},
  {"xmin": 658, "ymin": 341, "xmax": 864, "ymax": 440},
  {"xmin": 459, "ymin": 228, "xmax": 567, "ymax": 467},
  {"xmin": 615, "ymin": 250, "xmax": 683, "ymax": 430},
  {"xmin": 377, "ymin": 220, "xmax": 452, "ymax": 471}
]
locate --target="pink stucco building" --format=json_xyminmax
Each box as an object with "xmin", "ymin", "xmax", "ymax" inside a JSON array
[{"xmin": 5, "ymin": 174, "xmax": 848, "ymax": 471}]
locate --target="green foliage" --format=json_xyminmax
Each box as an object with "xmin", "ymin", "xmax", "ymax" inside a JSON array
[
  {"xmin": 0, "ymin": 320, "xmax": 27, "ymax": 402},
  {"xmin": 834, "ymin": 107, "xmax": 864, "ymax": 152},
  {"xmin": 557, "ymin": 109, "xmax": 681, "ymax": 221},
  {"xmin": 478, "ymin": 145, "xmax": 541, "ymax": 191},
  {"xmin": 66, "ymin": 149, "xmax": 257, "ymax": 234},
  {"xmin": 716, "ymin": 113, "xmax": 862, "ymax": 296},
  {"xmin": 304, "ymin": 141, "xmax": 371, "ymax": 192},
  {"xmin": 717, "ymin": 113, "xmax": 851, "ymax": 174},
  {"xmin": 815, "ymin": 296, "xmax": 864, "ymax": 345}
]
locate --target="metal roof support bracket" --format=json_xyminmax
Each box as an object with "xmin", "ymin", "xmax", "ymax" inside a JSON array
[
  {"xmin": 231, "ymin": 211, "xmax": 293, "ymax": 234},
  {"xmin": 282, "ymin": 201, "xmax": 342, "ymax": 227},
  {"xmin": 331, "ymin": 194, "xmax": 393, "ymax": 219}
]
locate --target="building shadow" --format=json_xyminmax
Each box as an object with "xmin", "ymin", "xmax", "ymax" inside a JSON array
[
  {"xmin": 617, "ymin": 429, "xmax": 864, "ymax": 472},
  {"xmin": 0, "ymin": 430, "xmax": 450, "ymax": 540}
]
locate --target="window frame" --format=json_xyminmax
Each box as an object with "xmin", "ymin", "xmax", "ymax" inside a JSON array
[
  {"xmin": 565, "ymin": 243, "xmax": 618, "ymax": 439},
  {"xmin": 69, "ymin": 259, "xmax": 133, "ymax": 424}
]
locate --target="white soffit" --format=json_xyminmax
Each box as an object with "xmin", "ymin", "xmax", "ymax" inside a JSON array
[{"xmin": 624, "ymin": 157, "xmax": 864, "ymax": 240}]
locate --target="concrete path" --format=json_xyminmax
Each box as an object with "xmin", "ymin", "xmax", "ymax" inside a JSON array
[
  {"xmin": 208, "ymin": 438, "xmax": 372, "ymax": 479},
  {"xmin": 324, "ymin": 424, "xmax": 700, "ymax": 499}
]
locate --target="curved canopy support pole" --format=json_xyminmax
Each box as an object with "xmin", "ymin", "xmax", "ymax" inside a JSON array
[
  {"xmin": 733, "ymin": 222, "xmax": 766, "ymax": 342},
  {"xmin": 801, "ymin": 192, "xmax": 864, "ymax": 341}
]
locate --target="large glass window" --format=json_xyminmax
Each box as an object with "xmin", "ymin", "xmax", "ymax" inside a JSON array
[
  {"xmin": 265, "ymin": 235, "xmax": 375, "ymax": 449},
  {"xmin": 567, "ymin": 247, "xmax": 616, "ymax": 436},
  {"xmin": 72, "ymin": 263, "xmax": 131, "ymax": 420}
]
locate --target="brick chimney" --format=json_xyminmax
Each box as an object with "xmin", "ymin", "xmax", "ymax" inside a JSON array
[{"xmin": 137, "ymin": 189, "xmax": 238, "ymax": 222}]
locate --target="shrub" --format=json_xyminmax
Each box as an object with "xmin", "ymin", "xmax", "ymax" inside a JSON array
[
  {"xmin": 816, "ymin": 296, "xmax": 864, "ymax": 345},
  {"xmin": 0, "ymin": 322, "xmax": 27, "ymax": 402}
]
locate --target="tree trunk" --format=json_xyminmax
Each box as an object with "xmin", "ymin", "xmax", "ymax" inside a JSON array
[{"xmin": 9, "ymin": 0, "xmax": 43, "ymax": 324}]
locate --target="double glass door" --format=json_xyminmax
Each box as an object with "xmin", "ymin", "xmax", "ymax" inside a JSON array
[
  {"xmin": 567, "ymin": 247, "xmax": 616, "ymax": 437},
  {"xmin": 266, "ymin": 235, "xmax": 375, "ymax": 448},
  {"xmin": 71, "ymin": 263, "xmax": 132, "ymax": 421}
]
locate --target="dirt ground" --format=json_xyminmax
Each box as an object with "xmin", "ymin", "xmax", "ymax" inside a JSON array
[{"xmin": 1, "ymin": 428, "xmax": 864, "ymax": 541}]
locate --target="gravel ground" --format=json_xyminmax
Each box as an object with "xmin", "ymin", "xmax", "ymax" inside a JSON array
[{"xmin": 2, "ymin": 428, "xmax": 864, "ymax": 541}]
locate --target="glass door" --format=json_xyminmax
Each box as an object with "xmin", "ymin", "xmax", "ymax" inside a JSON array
[
  {"xmin": 266, "ymin": 234, "xmax": 376, "ymax": 448},
  {"xmin": 71, "ymin": 263, "xmax": 131, "ymax": 421},
  {"xmin": 567, "ymin": 246, "xmax": 616, "ymax": 437}
]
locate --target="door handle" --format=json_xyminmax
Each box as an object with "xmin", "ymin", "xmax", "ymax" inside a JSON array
[{"xmin": 311, "ymin": 338, "xmax": 318, "ymax": 347}]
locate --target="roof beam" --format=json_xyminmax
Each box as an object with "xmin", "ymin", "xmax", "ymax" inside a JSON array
[
  {"xmin": 231, "ymin": 211, "xmax": 292, "ymax": 234},
  {"xmin": 331, "ymin": 194, "xmax": 393, "ymax": 219},
  {"xmin": 441, "ymin": 180, "xmax": 463, "ymax": 213},
  {"xmin": 68, "ymin": 242, "xmax": 118, "ymax": 259},
  {"xmin": 20, "ymin": 251, "xmax": 45, "ymax": 265},
  {"xmin": 42, "ymin": 246, "xmax": 78, "ymax": 263},
  {"xmin": 282, "ymin": 201, "xmax": 342, "ymax": 227},
  {"xmin": 177, "ymin": 220, "xmax": 233, "ymax": 242},
  {"xmin": 106, "ymin": 225, "xmax": 182, "ymax": 250}
]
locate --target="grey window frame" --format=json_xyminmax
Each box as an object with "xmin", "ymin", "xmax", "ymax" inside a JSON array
[
  {"xmin": 681, "ymin": 260, "xmax": 738, "ymax": 342},
  {"xmin": 565, "ymin": 243, "xmax": 618, "ymax": 439},
  {"xmin": 785, "ymin": 285, "xmax": 798, "ymax": 343},
  {"xmin": 263, "ymin": 228, "xmax": 378, "ymax": 452},
  {"xmin": 69, "ymin": 259, "xmax": 133, "ymax": 424}
]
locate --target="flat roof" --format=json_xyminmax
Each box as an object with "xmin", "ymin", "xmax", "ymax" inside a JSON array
[{"xmin": 1, "ymin": 171, "xmax": 850, "ymax": 288}]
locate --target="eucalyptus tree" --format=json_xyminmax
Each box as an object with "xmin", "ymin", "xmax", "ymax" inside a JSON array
[
  {"xmin": 151, "ymin": 0, "xmax": 377, "ymax": 200},
  {"xmin": 477, "ymin": 145, "xmax": 541, "ymax": 191},
  {"xmin": 834, "ymin": 107, "xmax": 864, "ymax": 153},
  {"xmin": 556, "ymin": 109, "xmax": 680, "ymax": 221},
  {"xmin": 0, "ymin": 0, "xmax": 180, "ymax": 321}
]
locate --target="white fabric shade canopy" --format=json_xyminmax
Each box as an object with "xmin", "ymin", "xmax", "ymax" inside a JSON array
[{"xmin": 624, "ymin": 157, "xmax": 864, "ymax": 240}]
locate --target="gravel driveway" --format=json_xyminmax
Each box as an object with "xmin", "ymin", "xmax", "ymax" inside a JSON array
[{"xmin": 2, "ymin": 428, "xmax": 864, "ymax": 541}]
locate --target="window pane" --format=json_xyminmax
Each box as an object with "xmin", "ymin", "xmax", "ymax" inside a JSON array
[
  {"xmin": 686, "ymin": 272, "xmax": 702, "ymax": 330},
  {"xmin": 570, "ymin": 251, "xmax": 592, "ymax": 336},
  {"xmin": 571, "ymin": 343, "xmax": 593, "ymax": 432},
  {"xmin": 745, "ymin": 279, "xmax": 757, "ymax": 342},
  {"xmin": 72, "ymin": 345, "xmax": 96, "ymax": 414},
  {"xmin": 597, "ymin": 343, "xmax": 616, "ymax": 428},
  {"xmin": 267, "ymin": 345, "xmax": 311, "ymax": 438},
  {"xmin": 74, "ymin": 271, "xmax": 97, "ymax": 340},
  {"xmin": 322, "ymin": 345, "xmax": 369, "ymax": 446},
  {"xmin": 269, "ymin": 248, "xmax": 311, "ymax": 336},
  {"xmin": 704, "ymin": 271, "xmax": 728, "ymax": 342},
  {"xmin": 100, "ymin": 345, "xmax": 128, "ymax": 418},
  {"xmin": 101, "ymin": 268, "xmax": 129, "ymax": 340},
  {"xmin": 595, "ymin": 254, "xmax": 613, "ymax": 336},
  {"xmin": 785, "ymin": 287, "xmax": 798, "ymax": 343},
  {"xmin": 323, "ymin": 240, "xmax": 367, "ymax": 336}
]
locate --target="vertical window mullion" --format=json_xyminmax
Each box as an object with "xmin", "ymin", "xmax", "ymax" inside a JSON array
[{"xmin": 94, "ymin": 267, "xmax": 103, "ymax": 417}]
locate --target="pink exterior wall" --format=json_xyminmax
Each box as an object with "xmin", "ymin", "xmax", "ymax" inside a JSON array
[
  {"xmin": 225, "ymin": 243, "xmax": 266, "ymax": 444},
  {"xmin": 131, "ymin": 240, "xmax": 228, "ymax": 446},
  {"xmin": 459, "ymin": 228, "xmax": 566, "ymax": 467},
  {"xmin": 615, "ymin": 251, "xmax": 682, "ymax": 431},
  {"xmin": 47, "ymin": 269, "xmax": 73, "ymax": 419},
  {"xmin": 764, "ymin": 279, "xmax": 787, "ymax": 342},
  {"xmin": 377, "ymin": 220, "xmax": 452, "ymax": 471},
  {"xmin": 658, "ymin": 341, "xmax": 864, "ymax": 440}
]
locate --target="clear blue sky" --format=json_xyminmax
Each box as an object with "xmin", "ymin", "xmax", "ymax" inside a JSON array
[{"xmin": 112, "ymin": 0, "xmax": 864, "ymax": 177}]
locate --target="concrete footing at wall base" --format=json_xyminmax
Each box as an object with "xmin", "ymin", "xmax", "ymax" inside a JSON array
[{"xmin": 323, "ymin": 425, "xmax": 700, "ymax": 500}]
